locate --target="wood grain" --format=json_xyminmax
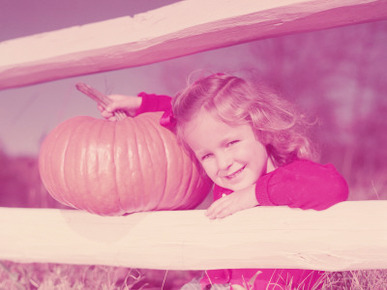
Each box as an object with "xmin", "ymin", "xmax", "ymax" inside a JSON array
[
  {"xmin": 1, "ymin": 201, "xmax": 386, "ymax": 270},
  {"xmin": 1, "ymin": 0, "xmax": 386, "ymax": 89}
]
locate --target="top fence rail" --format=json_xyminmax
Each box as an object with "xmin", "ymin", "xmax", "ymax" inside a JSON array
[{"xmin": 1, "ymin": 0, "xmax": 387, "ymax": 90}]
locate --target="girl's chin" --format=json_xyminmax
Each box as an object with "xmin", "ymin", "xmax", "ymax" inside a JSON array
[
  {"xmin": 220, "ymin": 180, "xmax": 256, "ymax": 192},
  {"xmin": 214, "ymin": 170, "xmax": 258, "ymax": 191}
]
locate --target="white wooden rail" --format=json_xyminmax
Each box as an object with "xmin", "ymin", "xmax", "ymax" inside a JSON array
[
  {"xmin": 1, "ymin": 201, "xmax": 387, "ymax": 271},
  {"xmin": 1, "ymin": 0, "xmax": 387, "ymax": 90}
]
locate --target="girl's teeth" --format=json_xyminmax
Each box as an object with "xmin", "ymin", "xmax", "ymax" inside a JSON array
[{"xmin": 227, "ymin": 166, "xmax": 244, "ymax": 179}]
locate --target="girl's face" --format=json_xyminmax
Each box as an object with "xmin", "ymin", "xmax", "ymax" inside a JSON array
[{"xmin": 183, "ymin": 107, "xmax": 275, "ymax": 191}]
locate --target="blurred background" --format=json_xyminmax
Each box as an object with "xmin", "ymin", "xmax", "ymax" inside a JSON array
[{"xmin": 1, "ymin": 1, "xmax": 386, "ymax": 209}]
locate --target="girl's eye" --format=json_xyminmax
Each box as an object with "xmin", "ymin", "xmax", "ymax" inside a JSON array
[
  {"xmin": 201, "ymin": 153, "xmax": 213, "ymax": 161},
  {"xmin": 227, "ymin": 140, "xmax": 240, "ymax": 147}
]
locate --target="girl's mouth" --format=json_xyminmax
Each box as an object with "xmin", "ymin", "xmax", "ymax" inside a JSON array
[{"xmin": 225, "ymin": 165, "xmax": 246, "ymax": 180}]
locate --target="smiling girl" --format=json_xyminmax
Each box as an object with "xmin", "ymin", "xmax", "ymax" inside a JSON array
[{"xmin": 99, "ymin": 73, "xmax": 348, "ymax": 289}]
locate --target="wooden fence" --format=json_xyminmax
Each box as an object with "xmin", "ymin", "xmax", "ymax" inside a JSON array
[
  {"xmin": 1, "ymin": 201, "xmax": 387, "ymax": 270},
  {"xmin": 1, "ymin": 0, "xmax": 387, "ymax": 90},
  {"xmin": 1, "ymin": 0, "xmax": 387, "ymax": 271}
]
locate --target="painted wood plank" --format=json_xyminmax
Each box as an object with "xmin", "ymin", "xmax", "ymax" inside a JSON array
[
  {"xmin": 1, "ymin": 201, "xmax": 387, "ymax": 270},
  {"xmin": 1, "ymin": 0, "xmax": 387, "ymax": 90}
]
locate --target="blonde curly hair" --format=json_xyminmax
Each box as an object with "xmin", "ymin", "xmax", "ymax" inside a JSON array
[{"xmin": 172, "ymin": 73, "xmax": 318, "ymax": 167}]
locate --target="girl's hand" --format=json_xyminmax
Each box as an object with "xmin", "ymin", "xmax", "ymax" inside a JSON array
[
  {"xmin": 206, "ymin": 184, "xmax": 258, "ymax": 219},
  {"xmin": 98, "ymin": 94, "xmax": 142, "ymax": 121}
]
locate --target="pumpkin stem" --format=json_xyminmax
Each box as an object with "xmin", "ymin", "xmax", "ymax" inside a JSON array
[{"xmin": 76, "ymin": 82, "xmax": 127, "ymax": 121}]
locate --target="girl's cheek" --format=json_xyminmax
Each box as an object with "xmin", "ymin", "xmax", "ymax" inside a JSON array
[{"xmin": 201, "ymin": 163, "xmax": 215, "ymax": 180}]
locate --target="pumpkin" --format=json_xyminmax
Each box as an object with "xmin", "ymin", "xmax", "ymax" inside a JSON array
[{"xmin": 39, "ymin": 112, "xmax": 212, "ymax": 215}]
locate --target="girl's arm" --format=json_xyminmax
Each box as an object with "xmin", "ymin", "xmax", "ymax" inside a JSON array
[
  {"xmin": 255, "ymin": 159, "xmax": 349, "ymax": 210},
  {"xmin": 135, "ymin": 92, "xmax": 172, "ymax": 116},
  {"xmin": 208, "ymin": 159, "xmax": 348, "ymax": 219},
  {"xmin": 99, "ymin": 92, "xmax": 172, "ymax": 121}
]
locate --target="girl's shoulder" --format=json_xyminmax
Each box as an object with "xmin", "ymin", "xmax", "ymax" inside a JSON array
[
  {"xmin": 260, "ymin": 158, "xmax": 349, "ymax": 209},
  {"xmin": 281, "ymin": 158, "xmax": 338, "ymax": 172}
]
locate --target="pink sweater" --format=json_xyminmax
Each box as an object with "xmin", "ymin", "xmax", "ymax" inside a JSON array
[
  {"xmin": 136, "ymin": 92, "xmax": 349, "ymax": 289},
  {"xmin": 214, "ymin": 159, "xmax": 348, "ymax": 210}
]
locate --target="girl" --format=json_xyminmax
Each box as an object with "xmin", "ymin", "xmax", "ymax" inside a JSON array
[{"xmin": 99, "ymin": 73, "xmax": 348, "ymax": 289}]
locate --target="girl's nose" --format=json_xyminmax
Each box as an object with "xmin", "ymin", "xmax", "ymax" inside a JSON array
[{"xmin": 216, "ymin": 153, "xmax": 232, "ymax": 171}]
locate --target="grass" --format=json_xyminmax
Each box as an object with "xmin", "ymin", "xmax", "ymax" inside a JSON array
[
  {"xmin": 0, "ymin": 261, "xmax": 146, "ymax": 289},
  {"xmin": 0, "ymin": 261, "xmax": 202, "ymax": 289},
  {"xmin": 1, "ymin": 261, "xmax": 386, "ymax": 289},
  {"xmin": 323, "ymin": 270, "xmax": 387, "ymax": 290}
]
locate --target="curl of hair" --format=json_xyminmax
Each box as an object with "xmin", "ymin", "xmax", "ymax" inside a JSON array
[{"xmin": 172, "ymin": 73, "xmax": 319, "ymax": 167}]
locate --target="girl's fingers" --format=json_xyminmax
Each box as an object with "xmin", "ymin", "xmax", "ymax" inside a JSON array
[
  {"xmin": 210, "ymin": 206, "xmax": 234, "ymax": 219},
  {"xmin": 97, "ymin": 104, "xmax": 104, "ymax": 112},
  {"xmin": 206, "ymin": 198, "xmax": 225, "ymax": 217},
  {"xmin": 105, "ymin": 104, "xmax": 116, "ymax": 113},
  {"xmin": 206, "ymin": 196, "xmax": 235, "ymax": 219},
  {"xmin": 100, "ymin": 110, "xmax": 113, "ymax": 119},
  {"xmin": 206, "ymin": 186, "xmax": 258, "ymax": 219},
  {"xmin": 98, "ymin": 95, "xmax": 141, "ymax": 121}
]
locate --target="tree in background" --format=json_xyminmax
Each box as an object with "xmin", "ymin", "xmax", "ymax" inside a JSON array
[
  {"xmin": 247, "ymin": 21, "xmax": 387, "ymax": 200},
  {"xmin": 0, "ymin": 148, "xmax": 66, "ymax": 208}
]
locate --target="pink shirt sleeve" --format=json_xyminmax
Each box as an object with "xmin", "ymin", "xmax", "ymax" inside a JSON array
[
  {"xmin": 255, "ymin": 159, "xmax": 348, "ymax": 210},
  {"xmin": 214, "ymin": 159, "xmax": 348, "ymax": 210},
  {"xmin": 134, "ymin": 92, "xmax": 172, "ymax": 115}
]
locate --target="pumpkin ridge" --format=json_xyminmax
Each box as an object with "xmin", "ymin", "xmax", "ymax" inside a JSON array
[
  {"xmin": 131, "ymin": 117, "xmax": 147, "ymax": 211},
  {"xmin": 93, "ymin": 119, "xmax": 121, "ymax": 215},
  {"xmin": 123, "ymin": 117, "xmax": 145, "ymax": 213},
  {"xmin": 39, "ymin": 120, "xmax": 67, "ymax": 205},
  {"xmin": 61, "ymin": 117, "xmax": 91, "ymax": 210},
  {"xmin": 53, "ymin": 120, "xmax": 73, "ymax": 206},
  {"xmin": 40, "ymin": 116, "xmax": 87, "ymax": 208},
  {"xmin": 83, "ymin": 118, "xmax": 106, "ymax": 214},
  {"xmin": 181, "ymin": 142, "xmax": 196, "ymax": 207},
  {"xmin": 177, "ymin": 151, "xmax": 195, "ymax": 209},
  {"xmin": 170, "ymin": 132, "xmax": 192, "ymax": 208},
  {"xmin": 70, "ymin": 117, "xmax": 98, "ymax": 213},
  {"xmin": 61, "ymin": 119, "xmax": 81, "ymax": 209},
  {"xmin": 137, "ymin": 116, "xmax": 156, "ymax": 211},
  {"xmin": 112, "ymin": 120, "xmax": 123, "ymax": 214},
  {"xmin": 143, "ymin": 113, "xmax": 181, "ymax": 209},
  {"xmin": 182, "ymin": 160, "xmax": 209, "ymax": 209},
  {"xmin": 69, "ymin": 118, "xmax": 88, "ymax": 211},
  {"xmin": 116, "ymin": 118, "xmax": 138, "ymax": 213},
  {"xmin": 140, "ymin": 113, "xmax": 168, "ymax": 210},
  {"xmin": 39, "ymin": 128, "xmax": 56, "ymax": 203},
  {"xmin": 136, "ymin": 115, "xmax": 162, "ymax": 211},
  {"xmin": 181, "ymin": 153, "xmax": 210, "ymax": 209}
]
